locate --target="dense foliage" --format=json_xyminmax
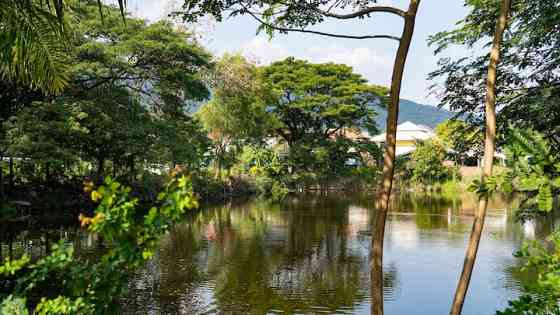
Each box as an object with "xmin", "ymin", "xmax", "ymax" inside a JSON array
[
  {"xmin": 262, "ymin": 57, "xmax": 384, "ymax": 145},
  {"xmin": 199, "ymin": 55, "xmax": 386, "ymax": 192},
  {"xmin": 197, "ymin": 54, "xmax": 271, "ymax": 177},
  {"xmin": 4, "ymin": 0, "xmax": 560, "ymax": 313},
  {"xmin": 435, "ymin": 119, "xmax": 483, "ymax": 165},
  {"xmin": 429, "ymin": 0, "xmax": 560, "ymax": 152},
  {"xmin": 409, "ymin": 139, "xmax": 455, "ymax": 186},
  {"xmin": 497, "ymin": 231, "xmax": 560, "ymax": 315},
  {"xmin": 0, "ymin": 172, "xmax": 198, "ymax": 314},
  {"xmin": 261, "ymin": 58, "xmax": 385, "ymax": 184},
  {"xmin": 500, "ymin": 128, "xmax": 560, "ymax": 218},
  {"xmin": 431, "ymin": 4, "xmax": 560, "ymax": 310},
  {"xmin": 1, "ymin": 1, "xmax": 213, "ymax": 193}
]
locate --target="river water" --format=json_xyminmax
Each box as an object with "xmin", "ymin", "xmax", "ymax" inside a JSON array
[{"xmin": 119, "ymin": 192, "xmax": 558, "ymax": 315}]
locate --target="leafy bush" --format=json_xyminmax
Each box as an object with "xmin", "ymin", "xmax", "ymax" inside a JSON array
[
  {"xmin": 501, "ymin": 128, "xmax": 560, "ymax": 219},
  {"xmin": 0, "ymin": 171, "xmax": 198, "ymax": 314},
  {"xmin": 409, "ymin": 140, "xmax": 454, "ymax": 185},
  {"xmin": 351, "ymin": 166, "xmax": 378, "ymax": 181},
  {"xmin": 270, "ymin": 180, "xmax": 289, "ymax": 202},
  {"xmin": 233, "ymin": 145, "xmax": 290, "ymax": 200},
  {"xmin": 497, "ymin": 231, "xmax": 560, "ymax": 315}
]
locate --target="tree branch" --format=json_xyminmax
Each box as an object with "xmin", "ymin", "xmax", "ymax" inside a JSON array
[
  {"xmin": 319, "ymin": 6, "xmax": 406, "ymax": 19},
  {"xmin": 245, "ymin": 9, "xmax": 400, "ymax": 41}
]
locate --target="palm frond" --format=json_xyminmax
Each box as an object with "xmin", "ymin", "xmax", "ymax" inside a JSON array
[
  {"xmin": 0, "ymin": 0, "xmax": 69, "ymax": 94},
  {"xmin": 0, "ymin": 0, "xmax": 127, "ymax": 95}
]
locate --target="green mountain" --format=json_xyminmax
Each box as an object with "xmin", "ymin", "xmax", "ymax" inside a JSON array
[{"xmin": 373, "ymin": 99, "xmax": 454, "ymax": 130}]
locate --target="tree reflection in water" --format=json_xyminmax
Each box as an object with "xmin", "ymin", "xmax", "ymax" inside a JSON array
[
  {"xmin": 0, "ymin": 191, "xmax": 544, "ymax": 314},
  {"xmin": 118, "ymin": 191, "xmax": 544, "ymax": 314},
  {"xmin": 123, "ymin": 195, "xmax": 400, "ymax": 314}
]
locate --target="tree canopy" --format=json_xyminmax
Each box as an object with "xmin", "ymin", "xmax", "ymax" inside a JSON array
[
  {"xmin": 176, "ymin": 0, "xmax": 407, "ymax": 40},
  {"xmin": 429, "ymin": 0, "xmax": 560, "ymax": 151},
  {"xmin": 198, "ymin": 54, "xmax": 270, "ymax": 144},
  {"xmin": 435, "ymin": 119, "xmax": 483, "ymax": 164},
  {"xmin": 262, "ymin": 57, "xmax": 386, "ymax": 146},
  {"xmin": 3, "ymin": 0, "xmax": 214, "ymax": 183}
]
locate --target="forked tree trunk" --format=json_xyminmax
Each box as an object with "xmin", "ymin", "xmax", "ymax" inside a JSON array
[
  {"xmin": 450, "ymin": 0, "xmax": 511, "ymax": 314},
  {"xmin": 371, "ymin": 1, "xmax": 420, "ymax": 314}
]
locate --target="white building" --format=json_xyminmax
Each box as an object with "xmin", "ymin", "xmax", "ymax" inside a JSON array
[{"xmin": 371, "ymin": 121, "xmax": 435, "ymax": 156}]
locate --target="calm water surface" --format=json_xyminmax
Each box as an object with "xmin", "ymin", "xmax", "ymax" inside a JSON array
[{"xmin": 121, "ymin": 192, "xmax": 558, "ymax": 315}]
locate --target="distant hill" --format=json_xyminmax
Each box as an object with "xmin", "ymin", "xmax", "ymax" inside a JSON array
[{"xmin": 373, "ymin": 99, "xmax": 454, "ymax": 131}]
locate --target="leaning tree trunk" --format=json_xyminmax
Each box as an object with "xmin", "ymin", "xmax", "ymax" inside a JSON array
[
  {"xmin": 450, "ymin": 1, "xmax": 511, "ymax": 314},
  {"xmin": 371, "ymin": 1, "xmax": 420, "ymax": 314}
]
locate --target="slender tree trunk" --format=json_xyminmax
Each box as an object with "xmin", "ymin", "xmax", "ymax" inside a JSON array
[
  {"xmin": 450, "ymin": 1, "xmax": 511, "ymax": 314},
  {"xmin": 96, "ymin": 157, "xmax": 105, "ymax": 183},
  {"xmin": 215, "ymin": 154, "xmax": 221, "ymax": 180},
  {"xmin": 9, "ymin": 157, "xmax": 14, "ymax": 190},
  {"xmin": 215, "ymin": 143, "xmax": 225, "ymax": 180},
  {"xmin": 129, "ymin": 154, "xmax": 135, "ymax": 182},
  {"xmin": 9, "ymin": 234, "xmax": 13, "ymax": 259},
  {"xmin": 45, "ymin": 162, "xmax": 51, "ymax": 183},
  {"xmin": 372, "ymin": 2, "xmax": 420, "ymax": 314},
  {"xmin": 0, "ymin": 157, "xmax": 5, "ymax": 201},
  {"xmin": 171, "ymin": 152, "xmax": 177, "ymax": 169}
]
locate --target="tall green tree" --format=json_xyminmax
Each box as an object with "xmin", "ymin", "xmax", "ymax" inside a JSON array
[
  {"xmin": 409, "ymin": 140, "xmax": 453, "ymax": 185},
  {"xmin": 67, "ymin": 3, "xmax": 211, "ymax": 112},
  {"xmin": 260, "ymin": 58, "xmax": 385, "ymax": 181},
  {"xmin": 261, "ymin": 58, "xmax": 385, "ymax": 147},
  {"xmin": 431, "ymin": 1, "xmax": 513, "ymax": 314},
  {"xmin": 65, "ymin": 1, "xmax": 213, "ymax": 177},
  {"xmin": 429, "ymin": 0, "xmax": 560, "ymax": 152},
  {"xmin": 200, "ymin": 54, "xmax": 270, "ymax": 142},
  {"xmin": 197, "ymin": 54, "xmax": 270, "ymax": 176},
  {"xmin": 6, "ymin": 1, "xmax": 214, "ymax": 183}
]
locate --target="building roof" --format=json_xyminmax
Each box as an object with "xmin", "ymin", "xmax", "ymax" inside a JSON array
[{"xmin": 371, "ymin": 121, "xmax": 435, "ymax": 142}]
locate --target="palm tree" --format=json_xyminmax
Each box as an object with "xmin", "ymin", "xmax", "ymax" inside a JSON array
[
  {"xmin": 0, "ymin": 1, "xmax": 68, "ymax": 94},
  {"xmin": 0, "ymin": 0, "xmax": 126, "ymax": 95}
]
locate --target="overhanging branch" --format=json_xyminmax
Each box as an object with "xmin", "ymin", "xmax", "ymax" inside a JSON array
[
  {"xmin": 320, "ymin": 6, "xmax": 406, "ymax": 19},
  {"xmin": 245, "ymin": 9, "xmax": 400, "ymax": 41}
]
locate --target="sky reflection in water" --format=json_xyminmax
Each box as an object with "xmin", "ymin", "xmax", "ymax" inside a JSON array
[{"xmin": 123, "ymin": 192, "xmax": 558, "ymax": 315}]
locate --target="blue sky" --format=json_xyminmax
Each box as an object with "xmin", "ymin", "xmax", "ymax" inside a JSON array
[{"xmin": 118, "ymin": 0, "xmax": 471, "ymax": 105}]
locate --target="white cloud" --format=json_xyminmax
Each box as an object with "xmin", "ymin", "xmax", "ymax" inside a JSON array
[
  {"xmin": 239, "ymin": 37, "xmax": 292, "ymax": 65},
  {"xmin": 304, "ymin": 45, "xmax": 393, "ymax": 86},
  {"xmin": 306, "ymin": 45, "xmax": 390, "ymax": 70}
]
